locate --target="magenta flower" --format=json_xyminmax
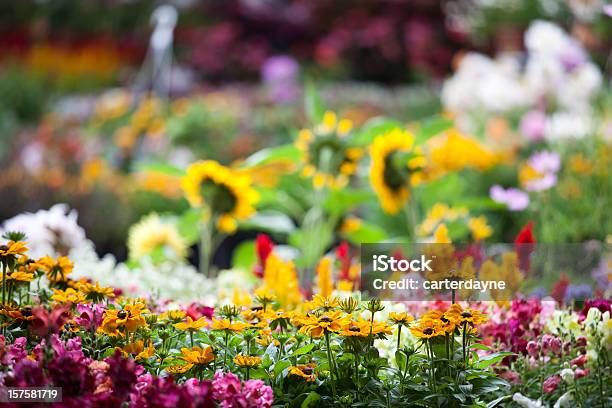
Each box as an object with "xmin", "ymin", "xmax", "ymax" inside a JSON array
[
  {"xmin": 490, "ymin": 185, "xmax": 529, "ymax": 211},
  {"xmin": 243, "ymin": 380, "xmax": 273, "ymax": 408},
  {"xmin": 75, "ymin": 303, "xmax": 105, "ymax": 331}
]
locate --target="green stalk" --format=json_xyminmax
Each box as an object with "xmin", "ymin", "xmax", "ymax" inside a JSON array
[
  {"xmin": 1, "ymin": 262, "xmax": 6, "ymax": 306},
  {"xmin": 199, "ymin": 215, "xmax": 213, "ymax": 278},
  {"xmin": 324, "ymin": 331, "xmax": 337, "ymax": 398},
  {"xmin": 397, "ymin": 325, "xmax": 402, "ymax": 350}
]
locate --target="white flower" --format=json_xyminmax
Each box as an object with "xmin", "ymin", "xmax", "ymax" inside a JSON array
[
  {"xmin": 554, "ymin": 391, "xmax": 574, "ymax": 408},
  {"xmin": 544, "ymin": 112, "xmax": 593, "ymax": 141},
  {"xmin": 524, "ymin": 55, "xmax": 565, "ymax": 99},
  {"xmin": 512, "ymin": 392, "xmax": 543, "ymax": 408},
  {"xmin": 1, "ymin": 204, "xmax": 87, "ymax": 258},
  {"xmin": 556, "ymin": 62, "xmax": 603, "ymax": 112},
  {"xmin": 559, "ymin": 368, "xmax": 574, "ymax": 384},
  {"xmin": 524, "ymin": 20, "xmax": 570, "ymax": 56}
]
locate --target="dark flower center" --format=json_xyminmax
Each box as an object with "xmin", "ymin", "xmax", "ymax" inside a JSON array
[
  {"xmin": 302, "ymin": 367, "xmax": 314, "ymax": 375},
  {"xmin": 461, "ymin": 312, "xmax": 473, "ymax": 318},
  {"xmin": 200, "ymin": 180, "xmax": 237, "ymax": 214},
  {"xmin": 441, "ymin": 317, "xmax": 449, "ymax": 323},
  {"xmin": 319, "ymin": 315, "xmax": 332, "ymax": 323},
  {"xmin": 383, "ymin": 152, "xmax": 408, "ymax": 191},
  {"xmin": 423, "ymin": 328, "xmax": 434, "ymax": 335},
  {"xmin": 349, "ymin": 325, "xmax": 360, "ymax": 332},
  {"xmin": 118, "ymin": 310, "xmax": 129, "ymax": 319}
]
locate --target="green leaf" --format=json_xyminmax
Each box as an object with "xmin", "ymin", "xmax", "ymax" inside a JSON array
[
  {"xmin": 353, "ymin": 116, "xmax": 404, "ymax": 146},
  {"xmin": 414, "ymin": 116, "xmax": 453, "ymax": 144},
  {"xmin": 177, "ymin": 208, "xmax": 201, "ymax": 245},
  {"xmin": 486, "ymin": 395, "xmax": 512, "ymax": 408},
  {"xmin": 231, "ymin": 240, "xmax": 256, "ymax": 271},
  {"xmin": 242, "ymin": 144, "xmax": 300, "ymax": 166},
  {"xmin": 274, "ymin": 360, "xmax": 292, "ymax": 377},
  {"xmin": 341, "ymin": 220, "xmax": 387, "ymax": 245},
  {"xmin": 470, "ymin": 343, "xmax": 492, "ymax": 351},
  {"xmin": 301, "ymin": 391, "xmax": 321, "ymax": 408},
  {"xmin": 474, "ymin": 352, "xmax": 515, "ymax": 369},
  {"xmin": 292, "ymin": 343, "xmax": 315, "ymax": 357},
  {"xmin": 323, "ymin": 188, "xmax": 374, "ymax": 217},
  {"xmin": 135, "ymin": 162, "xmax": 186, "ymax": 176},
  {"xmin": 240, "ymin": 211, "xmax": 296, "ymax": 234},
  {"xmin": 304, "ymin": 81, "xmax": 325, "ymax": 124}
]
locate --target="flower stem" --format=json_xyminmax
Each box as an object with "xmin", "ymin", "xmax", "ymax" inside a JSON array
[
  {"xmin": 199, "ymin": 215, "xmax": 213, "ymax": 278},
  {"xmin": 324, "ymin": 331, "xmax": 337, "ymax": 398},
  {"xmin": 397, "ymin": 325, "xmax": 402, "ymax": 350}
]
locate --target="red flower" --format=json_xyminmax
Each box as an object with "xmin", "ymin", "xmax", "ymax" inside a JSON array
[
  {"xmin": 551, "ymin": 275, "xmax": 570, "ymax": 305},
  {"xmin": 336, "ymin": 241, "xmax": 351, "ymax": 280},
  {"xmin": 29, "ymin": 305, "xmax": 71, "ymax": 337},
  {"xmin": 515, "ymin": 221, "xmax": 536, "ymax": 272},
  {"xmin": 253, "ymin": 234, "xmax": 274, "ymax": 278}
]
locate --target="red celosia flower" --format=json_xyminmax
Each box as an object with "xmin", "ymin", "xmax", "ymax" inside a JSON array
[
  {"xmin": 253, "ymin": 234, "xmax": 274, "ymax": 278},
  {"xmin": 336, "ymin": 241, "xmax": 351, "ymax": 280},
  {"xmin": 515, "ymin": 221, "xmax": 536, "ymax": 272}
]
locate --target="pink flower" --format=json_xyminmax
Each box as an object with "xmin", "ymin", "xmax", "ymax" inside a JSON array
[
  {"xmin": 574, "ymin": 368, "xmax": 589, "ymax": 379},
  {"xmin": 75, "ymin": 303, "xmax": 105, "ymax": 331},
  {"xmin": 520, "ymin": 110, "xmax": 547, "ymax": 142},
  {"xmin": 490, "ymin": 185, "xmax": 529, "ymax": 211},
  {"xmin": 543, "ymin": 375, "xmax": 561, "ymax": 393},
  {"xmin": 526, "ymin": 341, "xmax": 539, "ymax": 357},
  {"xmin": 213, "ymin": 372, "xmax": 245, "ymax": 407},
  {"xmin": 243, "ymin": 380, "xmax": 273, "ymax": 408}
]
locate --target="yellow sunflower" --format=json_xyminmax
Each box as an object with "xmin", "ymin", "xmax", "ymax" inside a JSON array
[
  {"xmin": 296, "ymin": 111, "xmax": 363, "ymax": 189},
  {"xmin": 181, "ymin": 160, "xmax": 259, "ymax": 233},
  {"xmin": 369, "ymin": 128, "xmax": 426, "ymax": 214}
]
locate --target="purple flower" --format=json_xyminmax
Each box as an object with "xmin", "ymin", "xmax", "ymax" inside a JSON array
[
  {"xmin": 490, "ymin": 185, "xmax": 529, "ymax": 211},
  {"xmin": 564, "ymin": 284, "xmax": 592, "ymax": 303},
  {"xmin": 604, "ymin": 4, "xmax": 612, "ymax": 17},
  {"xmin": 520, "ymin": 110, "xmax": 547, "ymax": 142},
  {"xmin": 261, "ymin": 55, "xmax": 299, "ymax": 84},
  {"xmin": 261, "ymin": 55, "xmax": 300, "ymax": 103}
]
